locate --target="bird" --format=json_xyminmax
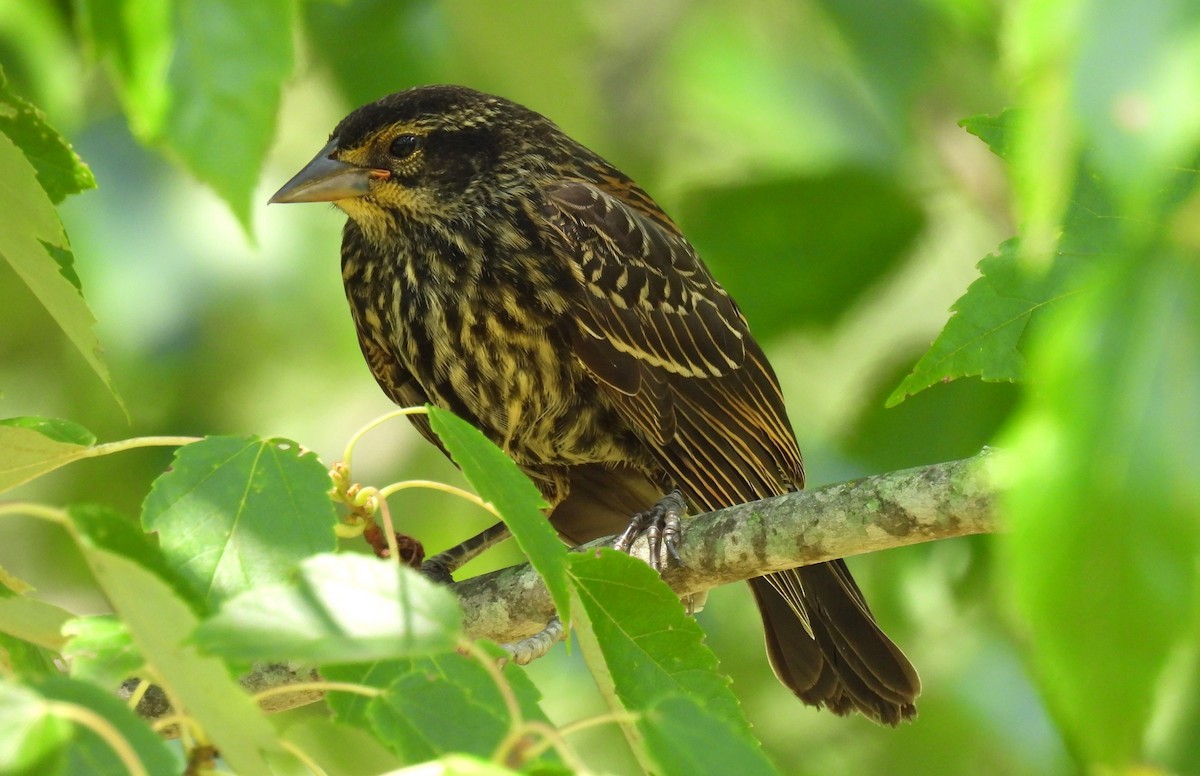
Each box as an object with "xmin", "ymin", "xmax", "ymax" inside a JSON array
[{"xmin": 270, "ymin": 85, "xmax": 920, "ymax": 724}]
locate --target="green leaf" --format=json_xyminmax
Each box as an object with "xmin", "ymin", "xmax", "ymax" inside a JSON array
[
  {"xmin": 142, "ymin": 436, "xmax": 337, "ymax": 610},
  {"xmin": 193, "ymin": 553, "xmax": 462, "ymax": 663},
  {"xmin": 358, "ymin": 650, "xmax": 555, "ymax": 765},
  {"xmin": 427, "ymin": 407, "xmax": 570, "ymax": 623},
  {"xmin": 638, "ymin": 694, "xmax": 780, "ymax": 776},
  {"xmin": 567, "ymin": 550, "xmax": 754, "ymax": 739},
  {"xmin": 889, "ymin": 110, "xmax": 1197, "ymax": 405},
  {"xmin": 61, "ymin": 617, "xmax": 144, "ymax": 690},
  {"xmin": 0, "ymin": 419, "xmax": 96, "ymax": 495},
  {"xmin": 680, "ymin": 171, "xmax": 924, "ymax": 334},
  {"xmin": 0, "ymin": 591, "xmax": 73, "ymax": 652},
  {"xmin": 886, "ymin": 240, "xmax": 1090, "ymax": 405},
  {"xmin": 74, "ymin": 0, "xmax": 172, "ymax": 137},
  {"xmin": 0, "ymin": 70, "xmax": 96, "ymax": 203},
  {"xmin": 0, "ymin": 679, "xmax": 70, "ymax": 776},
  {"xmin": 163, "ymin": 0, "xmax": 293, "ymax": 231},
  {"xmin": 1003, "ymin": 252, "xmax": 1200, "ymax": 765},
  {"xmin": 34, "ymin": 676, "xmax": 182, "ymax": 776},
  {"xmin": 66, "ymin": 506, "xmax": 284, "ymax": 776},
  {"xmin": 279, "ymin": 717, "xmax": 402, "ymax": 776},
  {"xmin": 0, "ymin": 634, "xmax": 59, "ymax": 681},
  {"xmin": 0, "ymin": 133, "xmax": 120, "ymax": 406},
  {"xmin": 0, "ymin": 417, "xmax": 96, "ymax": 447}
]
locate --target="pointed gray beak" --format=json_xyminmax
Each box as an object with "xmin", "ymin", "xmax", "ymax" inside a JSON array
[{"xmin": 269, "ymin": 137, "xmax": 381, "ymax": 204}]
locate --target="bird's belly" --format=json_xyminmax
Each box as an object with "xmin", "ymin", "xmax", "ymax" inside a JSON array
[{"xmin": 409, "ymin": 307, "xmax": 634, "ymax": 468}]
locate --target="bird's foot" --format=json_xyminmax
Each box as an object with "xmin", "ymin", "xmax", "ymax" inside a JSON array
[
  {"xmin": 613, "ymin": 489, "xmax": 686, "ymax": 572},
  {"xmin": 500, "ymin": 616, "xmax": 566, "ymax": 666}
]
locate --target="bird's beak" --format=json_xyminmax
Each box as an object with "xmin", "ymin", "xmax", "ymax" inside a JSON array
[{"xmin": 269, "ymin": 137, "xmax": 382, "ymax": 204}]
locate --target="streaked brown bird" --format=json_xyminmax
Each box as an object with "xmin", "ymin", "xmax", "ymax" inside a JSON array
[{"xmin": 271, "ymin": 85, "xmax": 920, "ymax": 723}]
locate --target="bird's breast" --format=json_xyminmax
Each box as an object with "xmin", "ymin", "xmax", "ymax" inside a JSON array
[{"xmin": 351, "ymin": 235, "xmax": 638, "ymax": 469}]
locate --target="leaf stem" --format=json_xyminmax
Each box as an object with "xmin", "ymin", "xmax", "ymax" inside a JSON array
[
  {"xmin": 342, "ymin": 406, "xmax": 428, "ymax": 471},
  {"xmin": 47, "ymin": 699, "xmax": 149, "ymax": 776},
  {"xmin": 251, "ymin": 680, "xmax": 385, "ymax": 705},
  {"xmin": 377, "ymin": 478, "xmax": 501, "ymax": 520}
]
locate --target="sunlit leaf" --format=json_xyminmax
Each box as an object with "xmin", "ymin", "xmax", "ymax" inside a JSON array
[
  {"xmin": 142, "ymin": 436, "xmax": 337, "ymax": 610},
  {"xmin": 0, "ymin": 679, "xmax": 69, "ymax": 776},
  {"xmin": 193, "ymin": 553, "xmax": 461, "ymax": 663},
  {"xmin": 0, "ymin": 419, "xmax": 95, "ymax": 495},
  {"xmin": 61, "ymin": 617, "xmax": 143, "ymax": 690},
  {"xmin": 0, "ymin": 134, "xmax": 119, "ymax": 406},
  {"xmin": 163, "ymin": 0, "xmax": 293, "ymax": 231},
  {"xmin": 567, "ymin": 550, "xmax": 753, "ymax": 736},
  {"xmin": 344, "ymin": 649, "xmax": 555, "ymax": 766},
  {"xmin": 67, "ymin": 505, "xmax": 283, "ymax": 776},
  {"xmin": 427, "ymin": 407, "xmax": 570, "ymax": 623},
  {"xmin": 638, "ymin": 694, "xmax": 780, "ymax": 776},
  {"xmin": 0, "ymin": 70, "xmax": 95, "ymax": 203},
  {"xmin": 0, "ymin": 593, "xmax": 72, "ymax": 653}
]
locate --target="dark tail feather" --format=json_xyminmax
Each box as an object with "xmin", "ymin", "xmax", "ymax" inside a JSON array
[{"xmin": 748, "ymin": 560, "xmax": 920, "ymax": 725}]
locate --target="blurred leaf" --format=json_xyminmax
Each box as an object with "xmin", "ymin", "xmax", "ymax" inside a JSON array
[
  {"xmin": 638, "ymin": 694, "xmax": 780, "ymax": 776},
  {"xmin": 680, "ymin": 171, "xmax": 923, "ymax": 336},
  {"xmin": 280, "ymin": 717, "xmax": 402, "ymax": 776},
  {"xmin": 1003, "ymin": 252, "xmax": 1200, "ymax": 766},
  {"xmin": 0, "ymin": 591, "xmax": 72, "ymax": 652},
  {"xmin": 66, "ymin": 505, "xmax": 283, "ymax": 775},
  {"xmin": 0, "ymin": 679, "xmax": 69, "ymax": 776},
  {"xmin": 1000, "ymin": 0, "xmax": 1081, "ymax": 265},
  {"xmin": 0, "ymin": 133, "xmax": 119, "ymax": 406},
  {"xmin": 163, "ymin": 0, "xmax": 293, "ymax": 231},
  {"xmin": 567, "ymin": 550, "xmax": 756, "ymax": 742},
  {"xmin": 193, "ymin": 553, "xmax": 461, "ymax": 663},
  {"xmin": 814, "ymin": 0, "xmax": 939, "ymax": 114},
  {"xmin": 142, "ymin": 435, "xmax": 337, "ymax": 610},
  {"xmin": 0, "ymin": 634, "xmax": 59, "ymax": 681},
  {"xmin": 78, "ymin": 0, "xmax": 292, "ymax": 231},
  {"xmin": 67, "ymin": 505, "xmax": 198, "ymax": 611},
  {"xmin": 0, "ymin": 70, "xmax": 95, "ymax": 203},
  {"xmin": 890, "ymin": 110, "xmax": 1199, "ymax": 405},
  {"xmin": 427, "ymin": 407, "xmax": 569, "ymax": 623},
  {"xmin": 74, "ymin": 0, "xmax": 172, "ymax": 137},
  {"xmin": 61, "ymin": 616, "xmax": 143, "ymax": 690},
  {"xmin": 1073, "ymin": 0, "xmax": 1200, "ymax": 217},
  {"xmin": 0, "ymin": 419, "xmax": 94, "ymax": 494},
  {"xmin": 303, "ymin": 0, "xmax": 443, "ymax": 108},
  {"xmin": 34, "ymin": 676, "xmax": 182, "ymax": 776},
  {"xmin": 364, "ymin": 650, "xmax": 555, "ymax": 765}
]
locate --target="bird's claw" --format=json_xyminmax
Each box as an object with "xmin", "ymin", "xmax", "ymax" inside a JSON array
[{"xmin": 614, "ymin": 489, "xmax": 687, "ymax": 572}]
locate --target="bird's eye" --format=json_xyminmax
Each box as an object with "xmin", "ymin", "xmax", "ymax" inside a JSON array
[{"xmin": 389, "ymin": 134, "xmax": 420, "ymax": 159}]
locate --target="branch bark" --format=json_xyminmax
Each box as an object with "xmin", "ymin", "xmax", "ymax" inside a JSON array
[{"xmin": 456, "ymin": 448, "xmax": 998, "ymax": 643}]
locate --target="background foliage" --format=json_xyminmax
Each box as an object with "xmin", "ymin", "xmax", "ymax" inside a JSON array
[{"xmin": 2, "ymin": 0, "xmax": 1199, "ymax": 774}]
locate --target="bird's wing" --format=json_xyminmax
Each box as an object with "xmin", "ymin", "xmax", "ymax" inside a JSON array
[{"xmin": 537, "ymin": 178, "xmax": 803, "ymax": 507}]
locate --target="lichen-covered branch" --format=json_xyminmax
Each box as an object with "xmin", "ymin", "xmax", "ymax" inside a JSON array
[{"xmin": 456, "ymin": 449, "xmax": 998, "ymax": 643}]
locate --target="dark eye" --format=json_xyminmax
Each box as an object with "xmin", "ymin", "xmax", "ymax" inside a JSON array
[{"xmin": 389, "ymin": 134, "xmax": 420, "ymax": 159}]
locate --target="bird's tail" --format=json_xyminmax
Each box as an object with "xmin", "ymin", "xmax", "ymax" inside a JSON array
[{"xmin": 747, "ymin": 560, "xmax": 920, "ymax": 725}]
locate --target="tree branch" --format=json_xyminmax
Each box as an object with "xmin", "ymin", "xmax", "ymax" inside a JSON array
[
  {"xmin": 456, "ymin": 448, "xmax": 998, "ymax": 643},
  {"xmin": 131, "ymin": 449, "xmax": 998, "ymax": 725}
]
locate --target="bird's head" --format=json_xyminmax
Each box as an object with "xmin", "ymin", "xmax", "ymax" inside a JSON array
[{"xmin": 270, "ymin": 86, "xmax": 568, "ymax": 239}]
